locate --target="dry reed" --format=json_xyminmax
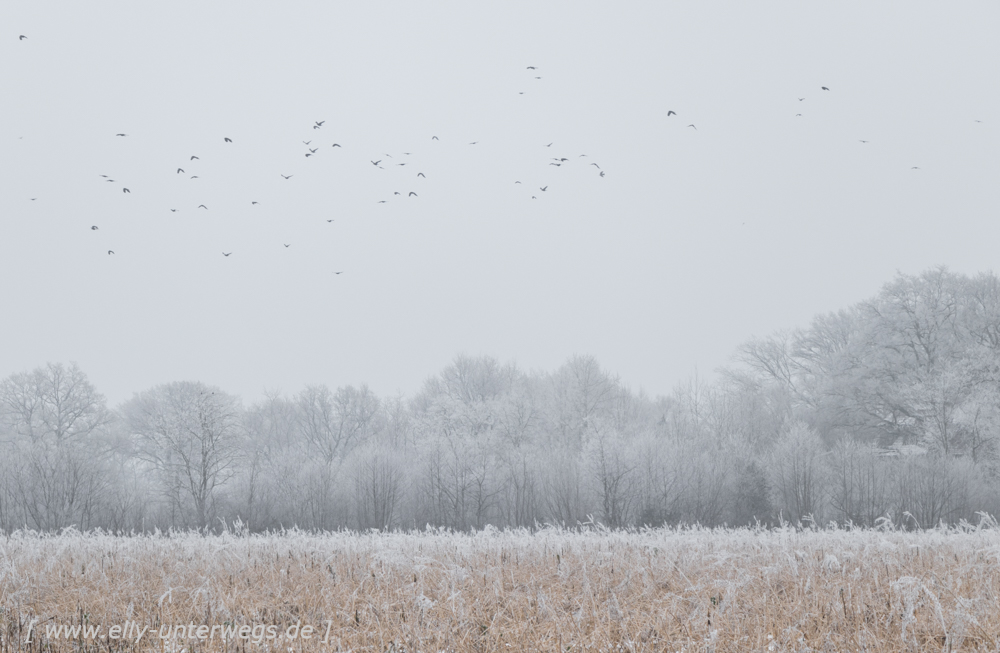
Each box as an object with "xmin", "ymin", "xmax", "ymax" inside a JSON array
[{"xmin": 1, "ymin": 522, "xmax": 999, "ymax": 652}]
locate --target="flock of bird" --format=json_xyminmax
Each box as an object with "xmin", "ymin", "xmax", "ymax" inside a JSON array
[
  {"xmin": 16, "ymin": 32, "xmax": 614, "ymax": 270},
  {"xmin": 16, "ymin": 32, "xmax": 960, "ymax": 270}
]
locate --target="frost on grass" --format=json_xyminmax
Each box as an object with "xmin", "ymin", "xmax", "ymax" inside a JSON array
[{"xmin": 0, "ymin": 522, "xmax": 999, "ymax": 651}]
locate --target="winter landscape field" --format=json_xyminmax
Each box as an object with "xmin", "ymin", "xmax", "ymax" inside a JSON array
[{"xmin": 3, "ymin": 522, "xmax": 1000, "ymax": 653}]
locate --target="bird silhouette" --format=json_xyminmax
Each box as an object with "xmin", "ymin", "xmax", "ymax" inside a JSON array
[
  {"xmin": 170, "ymin": 209, "xmax": 177, "ymax": 212},
  {"xmin": 599, "ymin": 171, "xmax": 605, "ymax": 177},
  {"xmin": 315, "ymin": 121, "xmax": 325, "ymax": 127},
  {"xmin": 514, "ymin": 181, "xmax": 521, "ymax": 184},
  {"xmin": 326, "ymin": 219, "xmax": 334, "ymax": 222},
  {"xmin": 799, "ymin": 98, "xmax": 805, "ymax": 101},
  {"xmin": 667, "ymin": 111, "xmax": 676, "ymax": 116},
  {"xmin": 417, "ymin": 172, "xmax": 426, "ymax": 178},
  {"xmin": 409, "ymin": 192, "xmax": 417, "ymax": 197},
  {"xmin": 305, "ymin": 153, "xmax": 312, "ymax": 157},
  {"xmin": 527, "ymin": 66, "xmax": 536, "ymax": 69},
  {"xmin": 108, "ymin": 250, "xmax": 114, "ymax": 255},
  {"xmin": 223, "ymin": 252, "xmax": 231, "ymax": 257},
  {"xmin": 303, "ymin": 141, "xmax": 312, "ymax": 145},
  {"xmin": 590, "ymin": 163, "xmax": 601, "ymax": 169},
  {"xmin": 252, "ymin": 201, "xmax": 259, "ymax": 205},
  {"xmin": 531, "ymin": 196, "xmax": 537, "ymax": 199},
  {"xmin": 371, "ymin": 160, "xmax": 381, "ymax": 166},
  {"xmin": 469, "ymin": 142, "xmax": 478, "ymax": 145},
  {"xmin": 116, "ymin": 133, "xmax": 127, "ymax": 137},
  {"xmin": 540, "ymin": 186, "xmax": 548, "ymax": 191},
  {"xmin": 224, "ymin": 137, "xmax": 232, "ymax": 143},
  {"xmin": 177, "ymin": 168, "xmax": 184, "ymax": 174},
  {"xmin": 394, "ymin": 192, "xmax": 401, "ymax": 196},
  {"xmin": 190, "ymin": 156, "xmax": 199, "ymax": 160},
  {"xmin": 281, "ymin": 174, "xmax": 292, "ymax": 179},
  {"xmin": 284, "ymin": 244, "xmax": 290, "ymax": 248},
  {"xmin": 821, "ymin": 86, "xmax": 830, "ymax": 91},
  {"xmin": 334, "ymin": 271, "xmax": 343, "ymax": 275},
  {"xmin": 19, "ymin": 35, "xmax": 27, "ymax": 40},
  {"xmin": 91, "ymin": 226, "xmax": 98, "ymax": 230},
  {"xmin": 912, "ymin": 167, "xmax": 921, "ymax": 169},
  {"xmin": 549, "ymin": 163, "xmax": 561, "ymax": 166},
  {"xmin": 545, "ymin": 143, "xmax": 553, "ymax": 147},
  {"xmin": 122, "ymin": 188, "xmax": 130, "ymax": 193},
  {"xmin": 859, "ymin": 140, "xmax": 869, "ymax": 143},
  {"xmin": 688, "ymin": 124, "xmax": 697, "ymax": 130},
  {"xmin": 198, "ymin": 204, "xmax": 208, "ymax": 209},
  {"xmin": 377, "ymin": 200, "xmax": 386, "ymax": 204},
  {"xmin": 432, "ymin": 136, "xmax": 439, "ymax": 140},
  {"xmin": 332, "ymin": 143, "xmax": 342, "ymax": 147},
  {"xmin": 309, "ymin": 148, "xmax": 318, "ymax": 153},
  {"xmin": 190, "ymin": 175, "xmax": 199, "ymax": 179}
]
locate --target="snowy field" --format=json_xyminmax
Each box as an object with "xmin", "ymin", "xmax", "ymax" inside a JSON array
[{"xmin": 2, "ymin": 523, "xmax": 1000, "ymax": 652}]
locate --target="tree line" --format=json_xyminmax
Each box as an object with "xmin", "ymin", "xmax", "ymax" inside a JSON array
[{"xmin": 2, "ymin": 266, "xmax": 999, "ymax": 532}]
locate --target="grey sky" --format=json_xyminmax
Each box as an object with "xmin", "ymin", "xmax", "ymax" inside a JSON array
[{"xmin": 2, "ymin": 2, "xmax": 999, "ymax": 405}]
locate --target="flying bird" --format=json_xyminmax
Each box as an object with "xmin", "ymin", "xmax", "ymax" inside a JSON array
[
  {"xmin": 545, "ymin": 143, "xmax": 553, "ymax": 147},
  {"xmin": 540, "ymin": 186, "xmax": 548, "ymax": 191},
  {"xmin": 190, "ymin": 156, "xmax": 199, "ymax": 160},
  {"xmin": 177, "ymin": 168, "xmax": 184, "ymax": 174},
  {"xmin": 315, "ymin": 121, "xmax": 325, "ymax": 127},
  {"xmin": 303, "ymin": 141, "xmax": 312, "ymax": 145},
  {"xmin": 599, "ymin": 171, "xmax": 605, "ymax": 177},
  {"xmin": 432, "ymin": 136, "xmax": 439, "ymax": 140},
  {"xmin": 108, "ymin": 250, "xmax": 114, "ymax": 255},
  {"xmin": 514, "ymin": 181, "xmax": 521, "ymax": 184},
  {"xmin": 19, "ymin": 35, "xmax": 27, "ymax": 40},
  {"xmin": 469, "ymin": 142, "xmax": 478, "ymax": 145},
  {"xmin": 821, "ymin": 86, "xmax": 830, "ymax": 91},
  {"xmin": 305, "ymin": 153, "xmax": 312, "ymax": 157},
  {"xmin": 309, "ymin": 148, "xmax": 318, "ymax": 153},
  {"xmin": 859, "ymin": 140, "xmax": 869, "ymax": 143},
  {"xmin": 688, "ymin": 124, "xmax": 697, "ymax": 130},
  {"xmin": 326, "ymin": 219, "xmax": 334, "ymax": 222},
  {"xmin": 417, "ymin": 172, "xmax": 425, "ymax": 178},
  {"xmin": 190, "ymin": 175, "xmax": 199, "ymax": 179},
  {"xmin": 198, "ymin": 204, "xmax": 208, "ymax": 209},
  {"xmin": 170, "ymin": 209, "xmax": 177, "ymax": 212},
  {"xmin": 332, "ymin": 143, "xmax": 342, "ymax": 147},
  {"xmin": 409, "ymin": 192, "xmax": 417, "ymax": 197},
  {"xmin": 91, "ymin": 226, "xmax": 98, "ymax": 230},
  {"xmin": 371, "ymin": 160, "xmax": 381, "ymax": 166},
  {"xmin": 224, "ymin": 137, "xmax": 232, "ymax": 143},
  {"xmin": 334, "ymin": 271, "xmax": 343, "ymax": 275},
  {"xmin": 799, "ymin": 98, "xmax": 805, "ymax": 101},
  {"xmin": 284, "ymin": 244, "xmax": 291, "ymax": 248},
  {"xmin": 122, "ymin": 188, "xmax": 130, "ymax": 193},
  {"xmin": 116, "ymin": 133, "xmax": 127, "ymax": 137},
  {"xmin": 251, "ymin": 201, "xmax": 259, "ymax": 205},
  {"xmin": 377, "ymin": 200, "xmax": 386, "ymax": 204},
  {"xmin": 223, "ymin": 252, "xmax": 231, "ymax": 257},
  {"xmin": 911, "ymin": 166, "xmax": 921, "ymax": 169},
  {"xmin": 549, "ymin": 163, "xmax": 561, "ymax": 166},
  {"xmin": 667, "ymin": 111, "xmax": 676, "ymax": 116},
  {"xmin": 527, "ymin": 66, "xmax": 536, "ymax": 69},
  {"xmin": 590, "ymin": 163, "xmax": 601, "ymax": 169},
  {"xmin": 394, "ymin": 192, "xmax": 401, "ymax": 195},
  {"xmin": 281, "ymin": 174, "xmax": 292, "ymax": 179}
]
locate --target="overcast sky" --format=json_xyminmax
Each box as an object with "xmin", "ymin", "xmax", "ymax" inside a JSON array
[{"xmin": 2, "ymin": 1, "xmax": 999, "ymax": 405}]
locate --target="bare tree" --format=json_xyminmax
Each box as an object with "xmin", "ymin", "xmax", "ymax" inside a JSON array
[
  {"xmin": 122, "ymin": 382, "xmax": 243, "ymax": 529},
  {"xmin": 0, "ymin": 363, "xmax": 113, "ymax": 531}
]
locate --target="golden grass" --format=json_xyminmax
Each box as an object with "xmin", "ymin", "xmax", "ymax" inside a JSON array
[{"xmin": 1, "ymin": 524, "xmax": 999, "ymax": 652}]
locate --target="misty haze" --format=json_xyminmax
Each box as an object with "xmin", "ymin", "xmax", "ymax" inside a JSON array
[{"xmin": 3, "ymin": 1, "xmax": 1000, "ymax": 651}]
